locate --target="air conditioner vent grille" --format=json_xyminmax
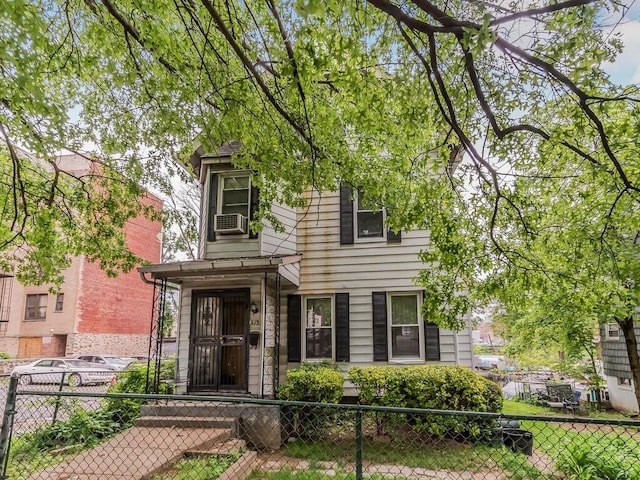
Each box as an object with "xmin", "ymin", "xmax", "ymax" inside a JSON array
[{"xmin": 214, "ymin": 214, "xmax": 247, "ymax": 234}]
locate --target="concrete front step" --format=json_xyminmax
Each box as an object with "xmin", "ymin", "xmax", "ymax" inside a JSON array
[
  {"xmin": 186, "ymin": 438, "xmax": 247, "ymax": 456},
  {"xmin": 139, "ymin": 402, "xmax": 279, "ymax": 418},
  {"xmin": 134, "ymin": 415, "xmax": 240, "ymax": 431},
  {"xmin": 139, "ymin": 402, "xmax": 282, "ymax": 450},
  {"xmin": 26, "ymin": 427, "xmax": 233, "ymax": 480}
]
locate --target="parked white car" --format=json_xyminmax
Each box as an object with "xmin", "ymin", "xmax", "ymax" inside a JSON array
[
  {"xmin": 12, "ymin": 358, "xmax": 115, "ymax": 387},
  {"xmin": 72, "ymin": 354, "xmax": 134, "ymax": 371}
]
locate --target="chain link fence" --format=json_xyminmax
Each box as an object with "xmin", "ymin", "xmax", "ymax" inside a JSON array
[{"xmin": 1, "ymin": 372, "xmax": 640, "ymax": 479}]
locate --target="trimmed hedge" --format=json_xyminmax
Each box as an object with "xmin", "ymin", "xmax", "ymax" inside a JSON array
[
  {"xmin": 278, "ymin": 364, "xmax": 344, "ymax": 439},
  {"xmin": 278, "ymin": 363, "xmax": 344, "ymax": 403},
  {"xmin": 348, "ymin": 365, "xmax": 503, "ymax": 438}
]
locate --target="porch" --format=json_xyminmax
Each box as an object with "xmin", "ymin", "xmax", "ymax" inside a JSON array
[{"xmin": 138, "ymin": 255, "xmax": 301, "ymax": 398}]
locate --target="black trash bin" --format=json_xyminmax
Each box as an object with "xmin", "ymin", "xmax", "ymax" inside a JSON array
[{"xmin": 502, "ymin": 428, "xmax": 534, "ymax": 456}]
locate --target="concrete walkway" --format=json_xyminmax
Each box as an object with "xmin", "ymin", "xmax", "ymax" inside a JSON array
[{"xmin": 27, "ymin": 426, "xmax": 232, "ymax": 480}]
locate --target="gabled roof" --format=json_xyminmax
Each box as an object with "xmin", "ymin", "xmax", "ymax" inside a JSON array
[{"xmin": 189, "ymin": 141, "xmax": 242, "ymax": 179}]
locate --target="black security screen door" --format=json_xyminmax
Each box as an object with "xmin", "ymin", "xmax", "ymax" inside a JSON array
[{"xmin": 190, "ymin": 290, "xmax": 249, "ymax": 392}]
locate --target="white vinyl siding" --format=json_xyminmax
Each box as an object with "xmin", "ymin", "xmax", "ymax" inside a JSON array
[
  {"xmin": 294, "ymin": 189, "xmax": 472, "ymax": 368},
  {"xmin": 261, "ymin": 202, "xmax": 298, "ymax": 256}
]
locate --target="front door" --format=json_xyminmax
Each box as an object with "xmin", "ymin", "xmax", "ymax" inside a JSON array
[{"xmin": 189, "ymin": 290, "xmax": 249, "ymax": 392}]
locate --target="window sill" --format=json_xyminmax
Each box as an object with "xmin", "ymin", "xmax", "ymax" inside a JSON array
[
  {"xmin": 354, "ymin": 237, "xmax": 386, "ymax": 244},
  {"xmin": 388, "ymin": 358, "xmax": 425, "ymax": 365},
  {"xmin": 23, "ymin": 318, "xmax": 46, "ymax": 322}
]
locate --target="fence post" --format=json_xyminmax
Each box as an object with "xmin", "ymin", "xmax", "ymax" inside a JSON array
[
  {"xmin": 355, "ymin": 409, "xmax": 363, "ymax": 480},
  {"xmin": 0, "ymin": 374, "xmax": 19, "ymax": 479},
  {"xmin": 51, "ymin": 372, "xmax": 66, "ymax": 426}
]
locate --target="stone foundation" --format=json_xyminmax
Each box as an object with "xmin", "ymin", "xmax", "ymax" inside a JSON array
[{"xmin": 66, "ymin": 333, "xmax": 150, "ymax": 357}]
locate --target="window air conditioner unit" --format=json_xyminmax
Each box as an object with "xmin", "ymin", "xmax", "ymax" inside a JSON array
[{"xmin": 214, "ymin": 213, "xmax": 247, "ymax": 234}]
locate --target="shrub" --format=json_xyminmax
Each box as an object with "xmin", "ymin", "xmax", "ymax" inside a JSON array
[
  {"xmin": 13, "ymin": 361, "xmax": 176, "ymax": 457},
  {"xmin": 0, "ymin": 352, "xmax": 11, "ymax": 359},
  {"xmin": 278, "ymin": 363, "xmax": 344, "ymax": 403},
  {"xmin": 12, "ymin": 400, "xmax": 120, "ymax": 457},
  {"xmin": 105, "ymin": 360, "xmax": 175, "ymax": 427},
  {"xmin": 348, "ymin": 365, "xmax": 503, "ymax": 439},
  {"xmin": 278, "ymin": 364, "xmax": 344, "ymax": 439},
  {"xmin": 556, "ymin": 436, "xmax": 640, "ymax": 479}
]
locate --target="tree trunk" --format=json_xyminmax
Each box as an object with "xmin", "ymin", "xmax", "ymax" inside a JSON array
[{"xmin": 619, "ymin": 317, "xmax": 640, "ymax": 414}]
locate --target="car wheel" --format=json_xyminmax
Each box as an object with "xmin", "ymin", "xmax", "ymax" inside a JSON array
[
  {"xmin": 18, "ymin": 374, "xmax": 31, "ymax": 386},
  {"xmin": 67, "ymin": 373, "xmax": 82, "ymax": 387}
]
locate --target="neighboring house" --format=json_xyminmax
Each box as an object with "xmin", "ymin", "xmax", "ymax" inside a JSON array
[
  {"xmin": 600, "ymin": 321, "xmax": 640, "ymax": 413},
  {"xmin": 139, "ymin": 143, "xmax": 474, "ymax": 397},
  {"xmin": 0, "ymin": 153, "xmax": 162, "ymax": 359}
]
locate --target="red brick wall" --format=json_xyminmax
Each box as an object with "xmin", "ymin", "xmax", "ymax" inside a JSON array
[{"xmin": 76, "ymin": 194, "xmax": 162, "ymax": 335}]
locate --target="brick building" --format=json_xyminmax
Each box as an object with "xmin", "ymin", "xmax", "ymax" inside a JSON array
[{"xmin": 0, "ymin": 153, "xmax": 162, "ymax": 358}]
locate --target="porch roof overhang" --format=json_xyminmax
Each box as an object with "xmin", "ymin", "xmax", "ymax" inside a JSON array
[{"xmin": 138, "ymin": 254, "xmax": 302, "ymax": 285}]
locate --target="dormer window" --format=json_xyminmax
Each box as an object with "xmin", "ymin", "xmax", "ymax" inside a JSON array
[
  {"xmin": 221, "ymin": 175, "xmax": 250, "ymax": 217},
  {"xmin": 207, "ymin": 170, "xmax": 258, "ymax": 241}
]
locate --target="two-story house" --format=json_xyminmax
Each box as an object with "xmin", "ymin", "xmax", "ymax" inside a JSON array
[{"xmin": 139, "ymin": 142, "xmax": 474, "ymax": 397}]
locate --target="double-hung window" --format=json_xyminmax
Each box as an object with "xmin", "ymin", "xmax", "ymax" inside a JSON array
[
  {"xmin": 304, "ymin": 297, "xmax": 333, "ymax": 360},
  {"xmin": 54, "ymin": 293, "xmax": 64, "ymax": 312},
  {"xmin": 389, "ymin": 293, "xmax": 423, "ymax": 360},
  {"xmin": 340, "ymin": 186, "xmax": 400, "ymax": 245},
  {"xmin": 606, "ymin": 323, "xmax": 620, "ymax": 340},
  {"xmin": 220, "ymin": 174, "xmax": 250, "ymax": 217},
  {"xmin": 355, "ymin": 193, "xmax": 384, "ymax": 240},
  {"xmin": 25, "ymin": 294, "xmax": 47, "ymax": 320}
]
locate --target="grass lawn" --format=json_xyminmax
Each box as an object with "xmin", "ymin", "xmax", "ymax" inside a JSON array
[
  {"xmin": 249, "ymin": 471, "xmax": 399, "ymax": 480},
  {"xmin": 151, "ymin": 453, "xmax": 242, "ymax": 480},
  {"xmin": 281, "ymin": 436, "xmax": 496, "ymax": 473},
  {"xmin": 7, "ymin": 440, "xmax": 84, "ymax": 479},
  {"xmin": 502, "ymin": 400, "xmax": 555, "ymax": 415}
]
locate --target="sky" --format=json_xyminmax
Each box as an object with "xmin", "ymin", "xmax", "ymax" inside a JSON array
[{"xmin": 603, "ymin": 1, "xmax": 640, "ymax": 84}]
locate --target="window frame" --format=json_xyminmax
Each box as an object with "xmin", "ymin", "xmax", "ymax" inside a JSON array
[
  {"xmin": 617, "ymin": 377, "xmax": 632, "ymax": 388},
  {"xmin": 354, "ymin": 192, "xmax": 386, "ymax": 242},
  {"xmin": 302, "ymin": 295, "xmax": 335, "ymax": 361},
  {"xmin": 54, "ymin": 293, "xmax": 64, "ymax": 312},
  {"xmin": 24, "ymin": 294, "xmax": 48, "ymax": 321},
  {"xmin": 218, "ymin": 173, "xmax": 251, "ymax": 218},
  {"xmin": 606, "ymin": 322, "xmax": 620, "ymax": 340},
  {"xmin": 387, "ymin": 292, "xmax": 424, "ymax": 362}
]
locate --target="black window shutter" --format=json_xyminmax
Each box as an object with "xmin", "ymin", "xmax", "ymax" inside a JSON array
[
  {"xmin": 287, "ymin": 295, "xmax": 302, "ymax": 362},
  {"xmin": 425, "ymin": 322, "xmax": 441, "ymax": 361},
  {"xmin": 386, "ymin": 229, "xmax": 401, "ymax": 243},
  {"xmin": 248, "ymin": 184, "xmax": 259, "ymax": 239},
  {"xmin": 372, "ymin": 292, "xmax": 388, "ymax": 361},
  {"xmin": 207, "ymin": 173, "xmax": 219, "ymax": 242},
  {"xmin": 340, "ymin": 185, "xmax": 354, "ymax": 245},
  {"xmin": 335, "ymin": 293, "xmax": 350, "ymax": 362}
]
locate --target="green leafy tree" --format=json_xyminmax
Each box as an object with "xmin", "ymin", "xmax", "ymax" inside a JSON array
[{"xmin": 1, "ymin": 1, "xmax": 640, "ymax": 407}]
